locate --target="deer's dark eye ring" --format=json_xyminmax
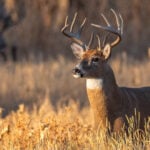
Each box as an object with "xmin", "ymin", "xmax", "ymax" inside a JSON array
[{"xmin": 92, "ymin": 57, "xmax": 99, "ymax": 62}]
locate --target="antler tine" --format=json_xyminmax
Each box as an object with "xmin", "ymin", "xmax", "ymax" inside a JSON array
[
  {"xmin": 90, "ymin": 13, "xmax": 111, "ymax": 31},
  {"xmin": 101, "ymin": 13, "xmax": 111, "ymax": 26},
  {"xmin": 96, "ymin": 34, "xmax": 102, "ymax": 51},
  {"xmin": 91, "ymin": 9, "xmax": 123, "ymax": 48},
  {"xmin": 110, "ymin": 9, "xmax": 120, "ymax": 31},
  {"xmin": 61, "ymin": 16, "xmax": 69, "ymax": 33},
  {"xmin": 61, "ymin": 13, "xmax": 87, "ymax": 49},
  {"xmin": 87, "ymin": 32, "xmax": 94, "ymax": 50},
  {"xmin": 111, "ymin": 9, "xmax": 123, "ymax": 35},
  {"xmin": 78, "ymin": 18, "xmax": 87, "ymax": 37},
  {"xmin": 102, "ymin": 33, "xmax": 109, "ymax": 48},
  {"xmin": 119, "ymin": 13, "xmax": 124, "ymax": 35},
  {"xmin": 70, "ymin": 13, "xmax": 87, "ymax": 39},
  {"xmin": 70, "ymin": 13, "xmax": 77, "ymax": 32}
]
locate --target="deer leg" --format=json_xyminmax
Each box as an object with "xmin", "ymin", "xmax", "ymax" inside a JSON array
[{"xmin": 113, "ymin": 117, "xmax": 125, "ymax": 132}]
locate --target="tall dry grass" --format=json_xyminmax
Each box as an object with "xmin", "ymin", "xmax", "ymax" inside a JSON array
[
  {"xmin": 0, "ymin": 56, "xmax": 149, "ymax": 149},
  {"xmin": 0, "ymin": 99, "xmax": 150, "ymax": 149}
]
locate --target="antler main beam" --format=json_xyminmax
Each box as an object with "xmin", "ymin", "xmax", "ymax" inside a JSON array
[
  {"xmin": 61, "ymin": 13, "xmax": 87, "ymax": 49},
  {"xmin": 91, "ymin": 9, "xmax": 123, "ymax": 48}
]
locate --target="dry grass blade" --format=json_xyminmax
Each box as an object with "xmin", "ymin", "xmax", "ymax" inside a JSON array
[{"xmin": 0, "ymin": 57, "xmax": 149, "ymax": 149}]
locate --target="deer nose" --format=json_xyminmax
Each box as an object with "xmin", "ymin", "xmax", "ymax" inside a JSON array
[
  {"xmin": 72, "ymin": 67, "xmax": 84, "ymax": 78},
  {"xmin": 72, "ymin": 67, "xmax": 81, "ymax": 74}
]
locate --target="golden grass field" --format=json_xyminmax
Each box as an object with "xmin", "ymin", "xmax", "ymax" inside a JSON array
[{"xmin": 0, "ymin": 55, "xmax": 150, "ymax": 149}]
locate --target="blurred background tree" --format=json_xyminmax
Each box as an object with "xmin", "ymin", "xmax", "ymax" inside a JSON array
[{"xmin": 1, "ymin": 0, "xmax": 150, "ymax": 61}]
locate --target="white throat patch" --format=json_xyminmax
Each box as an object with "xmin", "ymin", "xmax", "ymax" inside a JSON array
[{"xmin": 86, "ymin": 78, "xmax": 103, "ymax": 89}]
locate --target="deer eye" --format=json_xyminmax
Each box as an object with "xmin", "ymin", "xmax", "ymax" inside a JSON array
[{"xmin": 91, "ymin": 57, "xmax": 99, "ymax": 63}]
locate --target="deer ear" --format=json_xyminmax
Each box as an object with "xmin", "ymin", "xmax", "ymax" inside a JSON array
[
  {"xmin": 102, "ymin": 44, "xmax": 111, "ymax": 60},
  {"xmin": 71, "ymin": 43, "xmax": 84, "ymax": 59}
]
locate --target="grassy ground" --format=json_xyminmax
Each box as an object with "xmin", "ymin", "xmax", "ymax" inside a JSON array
[{"xmin": 0, "ymin": 55, "xmax": 149, "ymax": 149}]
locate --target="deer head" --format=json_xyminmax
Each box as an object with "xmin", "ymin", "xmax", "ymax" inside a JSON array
[{"xmin": 62, "ymin": 9, "xmax": 123, "ymax": 79}]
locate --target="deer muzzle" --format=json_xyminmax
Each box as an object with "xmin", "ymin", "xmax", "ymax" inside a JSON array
[{"xmin": 72, "ymin": 67, "xmax": 84, "ymax": 78}]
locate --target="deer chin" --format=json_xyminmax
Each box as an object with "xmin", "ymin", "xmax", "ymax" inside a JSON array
[{"xmin": 73, "ymin": 72, "xmax": 84, "ymax": 78}]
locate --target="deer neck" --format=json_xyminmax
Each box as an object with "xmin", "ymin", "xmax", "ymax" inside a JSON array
[
  {"xmin": 86, "ymin": 67, "xmax": 118, "ymax": 129},
  {"xmin": 86, "ymin": 78, "xmax": 107, "ymax": 129}
]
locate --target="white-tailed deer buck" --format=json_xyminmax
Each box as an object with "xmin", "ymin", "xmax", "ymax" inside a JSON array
[{"xmin": 62, "ymin": 10, "xmax": 150, "ymax": 132}]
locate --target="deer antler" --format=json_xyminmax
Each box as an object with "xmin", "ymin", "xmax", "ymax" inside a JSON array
[
  {"xmin": 61, "ymin": 13, "xmax": 94, "ymax": 50},
  {"xmin": 91, "ymin": 9, "xmax": 123, "ymax": 48}
]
